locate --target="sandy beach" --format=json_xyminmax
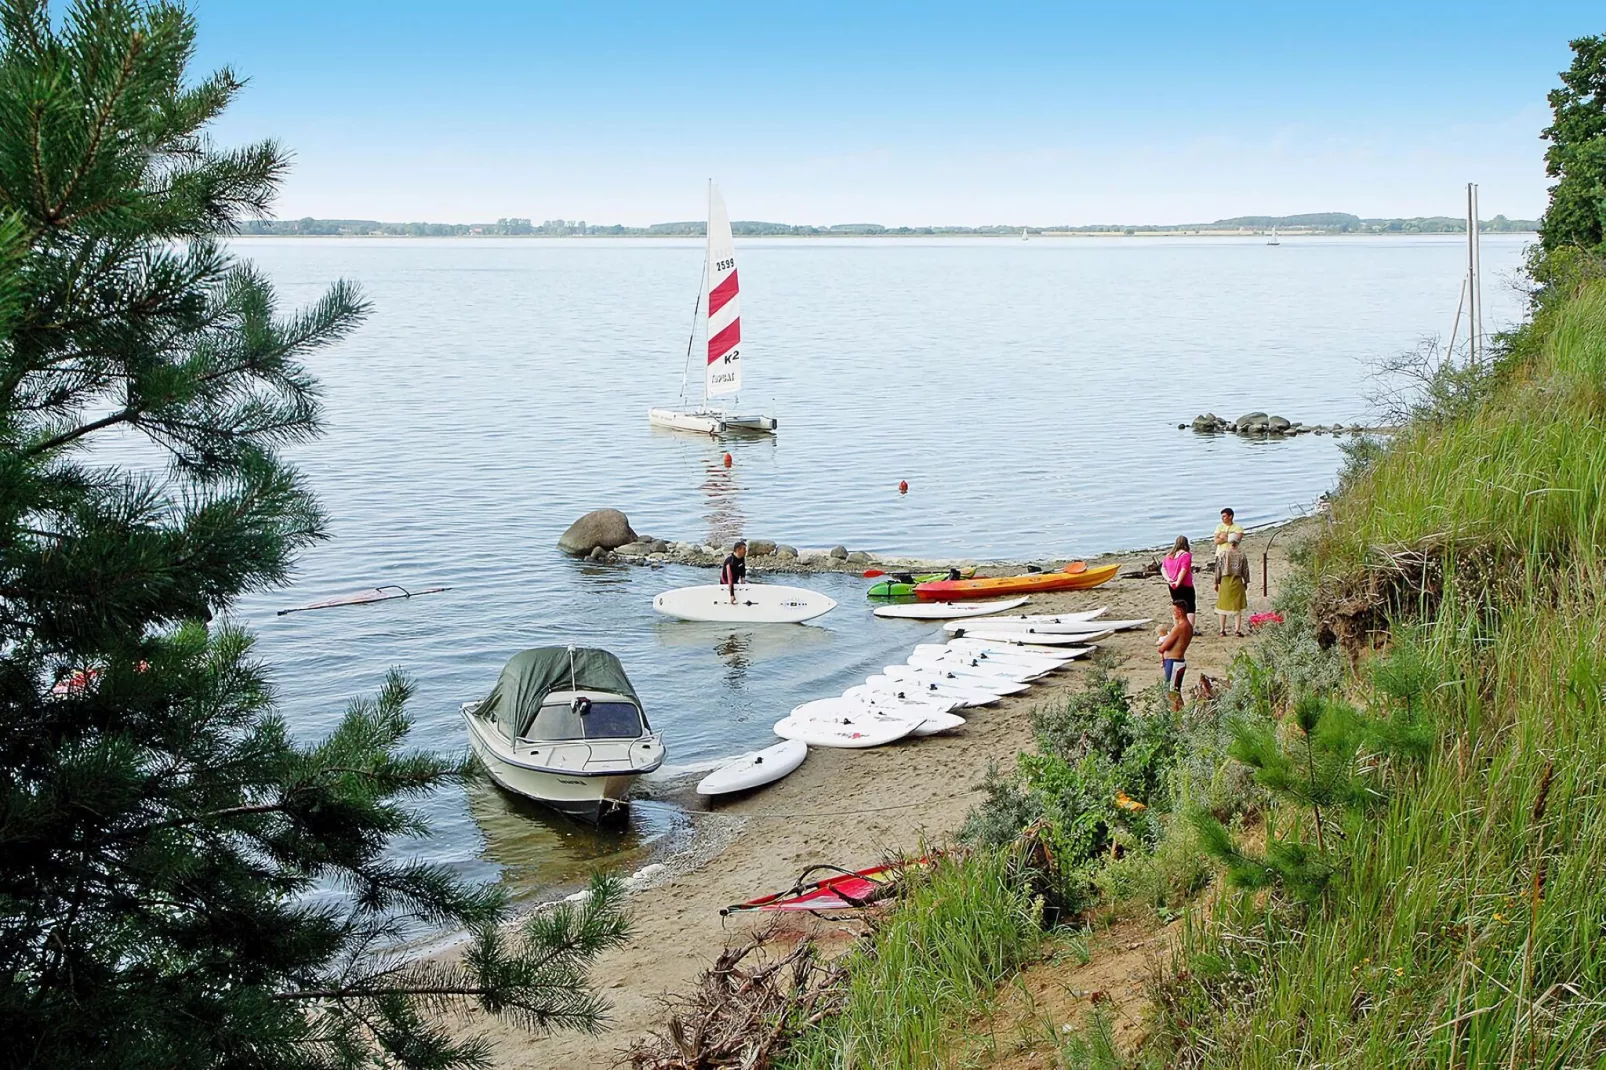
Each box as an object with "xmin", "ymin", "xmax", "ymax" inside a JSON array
[{"xmin": 461, "ymin": 521, "xmax": 1310, "ymax": 1068}]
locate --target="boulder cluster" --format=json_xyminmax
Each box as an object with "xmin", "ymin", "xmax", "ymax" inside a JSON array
[
  {"xmin": 556, "ymin": 509, "xmax": 881, "ymax": 572},
  {"xmin": 1183, "ymin": 411, "xmax": 1372, "ymax": 437}
]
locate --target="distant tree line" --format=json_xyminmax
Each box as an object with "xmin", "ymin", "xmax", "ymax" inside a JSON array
[{"xmin": 235, "ymin": 212, "xmax": 1540, "ymax": 238}]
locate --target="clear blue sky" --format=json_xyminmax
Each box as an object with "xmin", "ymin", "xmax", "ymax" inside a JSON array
[{"xmin": 191, "ymin": 1, "xmax": 1600, "ymax": 225}]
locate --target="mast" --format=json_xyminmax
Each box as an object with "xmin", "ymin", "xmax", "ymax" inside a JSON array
[{"xmin": 1466, "ymin": 182, "xmax": 1482, "ymax": 363}]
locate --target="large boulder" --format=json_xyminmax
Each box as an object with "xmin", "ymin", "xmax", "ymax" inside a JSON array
[
  {"xmin": 829, "ymin": 545, "xmax": 849, "ymax": 560},
  {"xmin": 1267, "ymin": 415, "xmax": 1292, "ymax": 432},
  {"xmin": 558, "ymin": 509, "xmax": 637, "ymax": 556},
  {"xmin": 747, "ymin": 538, "xmax": 777, "ymax": 556},
  {"xmin": 1236, "ymin": 411, "xmax": 1268, "ymax": 428}
]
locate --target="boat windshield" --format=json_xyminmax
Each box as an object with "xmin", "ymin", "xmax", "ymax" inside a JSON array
[{"xmin": 526, "ymin": 699, "xmax": 644, "ymax": 742}]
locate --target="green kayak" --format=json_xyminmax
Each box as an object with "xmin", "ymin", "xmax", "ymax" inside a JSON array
[{"xmin": 867, "ymin": 568, "xmax": 972, "ymax": 600}]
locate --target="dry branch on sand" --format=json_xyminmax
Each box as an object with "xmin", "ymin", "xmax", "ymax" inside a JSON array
[{"xmin": 626, "ymin": 928, "xmax": 850, "ymax": 1070}]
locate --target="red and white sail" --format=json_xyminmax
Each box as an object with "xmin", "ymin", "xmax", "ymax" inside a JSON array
[{"xmin": 705, "ymin": 182, "xmax": 742, "ymax": 398}]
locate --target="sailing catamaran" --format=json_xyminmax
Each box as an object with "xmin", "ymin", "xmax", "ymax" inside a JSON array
[{"xmin": 649, "ymin": 182, "xmax": 777, "ymax": 435}]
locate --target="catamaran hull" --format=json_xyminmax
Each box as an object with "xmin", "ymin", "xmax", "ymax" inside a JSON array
[
  {"xmin": 723, "ymin": 414, "xmax": 778, "ymax": 433},
  {"xmin": 649, "ymin": 408, "xmax": 726, "ymax": 434}
]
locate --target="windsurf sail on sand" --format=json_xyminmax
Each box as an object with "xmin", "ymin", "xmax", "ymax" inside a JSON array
[
  {"xmin": 705, "ymin": 181, "xmax": 742, "ymax": 399},
  {"xmin": 721, "ymin": 857, "xmax": 932, "ymax": 915},
  {"xmin": 277, "ymin": 585, "xmax": 450, "ymax": 616}
]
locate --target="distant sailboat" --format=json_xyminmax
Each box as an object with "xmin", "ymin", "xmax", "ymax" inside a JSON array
[
  {"xmin": 1021, "ymin": 227, "xmax": 1029, "ymax": 241},
  {"xmin": 1267, "ymin": 226, "xmax": 1280, "ymax": 246},
  {"xmin": 649, "ymin": 182, "xmax": 777, "ymax": 435}
]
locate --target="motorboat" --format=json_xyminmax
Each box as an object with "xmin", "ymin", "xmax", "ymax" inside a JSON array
[{"xmin": 462, "ymin": 647, "xmax": 664, "ymax": 823}]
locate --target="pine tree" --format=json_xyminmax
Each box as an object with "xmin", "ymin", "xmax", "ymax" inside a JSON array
[{"xmin": 0, "ymin": 3, "xmax": 628, "ymax": 1067}]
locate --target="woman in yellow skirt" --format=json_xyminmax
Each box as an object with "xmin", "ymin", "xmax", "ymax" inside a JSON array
[{"xmin": 1214, "ymin": 531, "xmax": 1250, "ymax": 636}]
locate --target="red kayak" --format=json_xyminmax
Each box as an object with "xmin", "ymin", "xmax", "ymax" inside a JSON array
[{"xmin": 722, "ymin": 858, "xmax": 932, "ymax": 915}]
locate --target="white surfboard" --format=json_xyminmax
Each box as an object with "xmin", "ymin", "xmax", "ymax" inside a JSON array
[
  {"xmin": 948, "ymin": 637, "xmax": 1097, "ymax": 658},
  {"xmin": 943, "ymin": 625, "xmax": 1114, "ymax": 645},
  {"xmin": 911, "ymin": 643, "xmax": 1070, "ymax": 671},
  {"xmin": 880, "ymin": 666, "xmax": 1027, "ymax": 698},
  {"xmin": 907, "ymin": 652, "xmax": 1047, "ymax": 682},
  {"xmin": 872, "ymin": 597, "xmax": 1029, "ymax": 620},
  {"xmin": 863, "ymin": 674, "xmax": 1001, "ymax": 707},
  {"xmin": 790, "ymin": 698, "xmax": 965, "ymax": 736},
  {"xmin": 946, "ymin": 617, "xmax": 1148, "ymax": 635},
  {"xmin": 772, "ymin": 714, "xmax": 917, "ymax": 748},
  {"xmin": 696, "ymin": 739, "xmax": 808, "ymax": 796},
  {"xmin": 653, "ymin": 584, "xmax": 837, "ymax": 624},
  {"xmin": 840, "ymin": 685, "xmax": 960, "ymax": 715},
  {"xmin": 969, "ymin": 607, "xmax": 1108, "ymax": 625}
]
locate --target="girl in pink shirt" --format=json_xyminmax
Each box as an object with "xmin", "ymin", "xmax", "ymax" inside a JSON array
[{"xmin": 1162, "ymin": 535, "xmax": 1196, "ymax": 627}]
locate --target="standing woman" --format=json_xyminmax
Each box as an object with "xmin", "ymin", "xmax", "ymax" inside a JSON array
[
  {"xmin": 1215, "ymin": 531, "xmax": 1250, "ymax": 636},
  {"xmin": 1162, "ymin": 535, "xmax": 1195, "ymax": 628}
]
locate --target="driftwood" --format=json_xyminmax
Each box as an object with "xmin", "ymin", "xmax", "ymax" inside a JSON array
[{"xmin": 626, "ymin": 927, "xmax": 851, "ymax": 1070}]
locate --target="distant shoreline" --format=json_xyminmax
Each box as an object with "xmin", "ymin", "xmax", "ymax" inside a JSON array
[{"xmin": 230, "ymin": 228, "xmax": 1537, "ymax": 240}]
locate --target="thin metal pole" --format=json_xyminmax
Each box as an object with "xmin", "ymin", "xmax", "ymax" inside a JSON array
[
  {"xmin": 1472, "ymin": 183, "xmax": 1483, "ymax": 361},
  {"xmin": 1447, "ymin": 275, "xmax": 1467, "ymax": 358},
  {"xmin": 1466, "ymin": 183, "xmax": 1477, "ymax": 363}
]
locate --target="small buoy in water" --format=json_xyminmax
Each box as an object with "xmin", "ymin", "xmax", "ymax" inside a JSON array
[
  {"xmin": 898, "ymin": 480, "xmax": 909, "ymax": 494},
  {"xmin": 723, "ymin": 452, "xmax": 733, "ymax": 468}
]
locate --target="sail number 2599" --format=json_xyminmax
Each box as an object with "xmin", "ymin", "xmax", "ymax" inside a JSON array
[{"xmin": 714, "ymin": 258, "xmax": 735, "ymax": 272}]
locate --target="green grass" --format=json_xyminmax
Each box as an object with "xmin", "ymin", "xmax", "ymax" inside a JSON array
[
  {"xmin": 1153, "ymin": 282, "xmax": 1606, "ymax": 1066},
  {"xmin": 780, "ymin": 852, "xmax": 1041, "ymax": 1070}
]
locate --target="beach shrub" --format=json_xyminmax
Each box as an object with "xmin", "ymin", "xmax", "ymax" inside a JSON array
[
  {"xmin": 780, "ymin": 851, "xmax": 1040, "ymax": 1070},
  {"xmin": 962, "ymin": 667, "xmax": 1185, "ymax": 917}
]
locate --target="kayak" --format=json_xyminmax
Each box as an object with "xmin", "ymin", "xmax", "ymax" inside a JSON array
[
  {"xmin": 722, "ymin": 859, "xmax": 930, "ymax": 915},
  {"xmin": 914, "ymin": 562, "xmax": 1121, "ymax": 601},
  {"xmin": 866, "ymin": 567, "xmax": 975, "ymax": 600}
]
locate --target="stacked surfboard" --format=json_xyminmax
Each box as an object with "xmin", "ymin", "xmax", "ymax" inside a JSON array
[{"xmin": 694, "ymin": 604, "xmax": 1150, "ymax": 797}]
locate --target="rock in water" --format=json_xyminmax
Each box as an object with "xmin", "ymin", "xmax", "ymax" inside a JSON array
[
  {"xmin": 558, "ymin": 509, "xmax": 637, "ymax": 556},
  {"xmin": 829, "ymin": 545, "xmax": 849, "ymax": 560},
  {"xmin": 1236, "ymin": 411, "xmax": 1268, "ymax": 428},
  {"xmin": 747, "ymin": 538, "xmax": 777, "ymax": 556},
  {"xmin": 847, "ymin": 550, "xmax": 871, "ymax": 564},
  {"xmin": 1268, "ymin": 415, "xmax": 1291, "ymax": 432}
]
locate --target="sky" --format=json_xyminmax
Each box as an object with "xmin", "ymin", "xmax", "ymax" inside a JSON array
[{"xmin": 190, "ymin": 1, "xmax": 1603, "ymax": 226}]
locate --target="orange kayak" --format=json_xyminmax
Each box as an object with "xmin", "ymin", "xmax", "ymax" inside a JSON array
[{"xmin": 915, "ymin": 561, "xmax": 1120, "ymax": 601}]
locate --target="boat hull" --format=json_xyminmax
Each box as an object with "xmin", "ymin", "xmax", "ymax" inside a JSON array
[
  {"xmin": 722, "ymin": 413, "xmax": 778, "ymax": 434},
  {"xmin": 649, "ymin": 408, "xmax": 727, "ymax": 434},
  {"xmin": 461, "ymin": 708, "xmax": 660, "ymax": 823}
]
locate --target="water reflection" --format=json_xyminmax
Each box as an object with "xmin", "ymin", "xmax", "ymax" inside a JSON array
[
  {"xmin": 699, "ymin": 456, "xmax": 744, "ymax": 547},
  {"xmin": 465, "ymin": 778, "xmax": 684, "ymax": 904}
]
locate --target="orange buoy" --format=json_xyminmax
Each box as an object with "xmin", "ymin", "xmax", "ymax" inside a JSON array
[
  {"xmin": 722, "ymin": 452, "xmax": 733, "ymax": 468},
  {"xmin": 898, "ymin": 480, "xmax": 909, "ymax": 494}
]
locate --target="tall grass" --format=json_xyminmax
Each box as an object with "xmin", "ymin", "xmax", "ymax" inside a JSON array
[
  {"xmin": 1155, "ymin": 281, "xmax": 1606, "ymax": 1066},
  {"xmin": 780, "ymin": 852, "xmax": 1040, "ymax": 1070}
]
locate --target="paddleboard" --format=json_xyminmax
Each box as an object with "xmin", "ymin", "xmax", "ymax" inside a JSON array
[
  {"xmin": 696, "ymin": 739, "xmax": 808, "ymax": 796},
  {"xmin": 790, "ymin": 698, "xmax": 965, "ymax": 736},
  {"xmin": 881, "ymin": 665, "xmax": 1028, "ymax": 696},
  {"xmin": 840, "ymin": 685, "xmax": 961, "ymax": 715},
  {"xmin": 863, "ymin": 675, "xmax": 1001, "ymax": 707},
  {"xmin": 872, "ymin": 597, "xmax": 1029, "ymax": 620},
  {"xmin": 911, "ymin": 643, "xmax": 1069, "ymax": 669},
  {"xmin": 907, "ymin": 653, "xmax": 1048, "ymax": 682},
  {"xmin": 946, "ymin": 616, "xmax": 1148, "ymax": 635},
  {"xmin": 948, "ymin": 637, "xmax": 1097, "ymax": 658},
  {"xmin": 971, "ymin": 607, "xmax": 1108, "ymax": 625},
  {"xmin": 943, "ymin": 625, "xmax": 1114, "ymax": 645},
  {"xmin": 772, "ymin": 714, "xmax": 917, "ymax": 748},
  {"xmin": 653, "ymin": 584, "xmax": 837, "ymax": 624}
]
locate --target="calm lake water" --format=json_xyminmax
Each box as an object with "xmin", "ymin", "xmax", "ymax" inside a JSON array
[{"xmin": 224, "ymin": 234, "xmax": 1528, "ymax": 901}]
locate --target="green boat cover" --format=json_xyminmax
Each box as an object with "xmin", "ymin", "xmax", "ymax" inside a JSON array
[{"xmin": 474, "ymin": 647, "xmax": 642, "ymax": 741}]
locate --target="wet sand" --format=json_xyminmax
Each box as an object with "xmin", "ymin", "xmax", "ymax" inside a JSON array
[{"xmin": 459, "ymin": 521, "xmax": 1310, "ymax": 1068}]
